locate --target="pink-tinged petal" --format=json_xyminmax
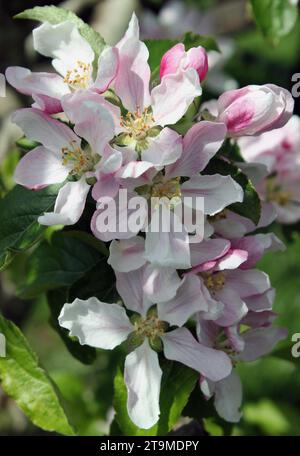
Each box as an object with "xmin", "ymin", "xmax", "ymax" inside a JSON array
[
  {"xmin": 92, "ymin": 174, "xmax": 120, "ymax": 200},
  {"xmin": 58, "ymin": 297, "xmax": 133, "ymax": 349},
  {"xmin": 244, "ymin": 288, "xmax": 275, "ymax": 312},
  {"xmin": 213, "ymin": 371, "xmax": 242, "ymax": 423},
  {"xmin": 108, "ymin": 237, "xmax": 146, "ymax": 272},
  {"xmin": 32, "ymin": 94, "xmax": 63, "ymax": 114},
  {"xmin": 11, "ymin": 108, "xmax": 79, "ymax": 153},
  {"xmin": 226, "ymin": 269, "xmax": 271, "ymax": 298},
  {"xmin": 6, "ymin": 66, "xmax": 69, "ymax": 112},
  {"xmin": 216, "ymin": 249, "xmax": 248, "ymax": 271},
  {"xmin": 218, "ymin": 85, "xmax": 294, "ymax": 137},
  {"xmin": 241, "ymin": 310, "xmax": 276, "ymax": 329},
  {"xmin": 93, "ymin": 46, "xmax": 119, "ymax": 93},
  {"xmin": 141, "ymin": 127, "xmax": 182, "ymax": 167},
  {"xmin": 115, "ymin": 14, "xmax": 151, "ymax": 111},
  {"xmin": 181, "ymin": 174, "xmax": 243, "ymax": 215},
  {"xmin": 196, "ymin": 319, "xmax": 219, "ymax": 347},
  {"xmin": 232, "ymin": 233, "xmax": 285, "ymax": 269},
  {"xmin": 62, "ymin": 91, "xmax": 122, "ymax": 134},
  {"xmin": 101, "ymin": 146, "xmax": 123, "ymax": 174},
  {"xmin": 145, "ymin": 209, "xmax": 191, "ymax": 269},
  {"xmin": 38, "ymin": 178, "xmax": 90, "ymax": 226},
  {"xmin": 158, "ymin": 275, "xmax": 207, "ymax": 327},
  {"xmin": 166, "ymin": 121, "xmax": 227, "ymax": 178},
  {"xmin": 215, "ymin": 288, "xmax": 248, "ymax": 327},
  {"xmin": 91, "ymin": 191, "xmax": 148, "ymax": 241},
  {"xmin": 115, "ymin": 266, "xmax": 152, "ymax": 316},
  {"xmin": 162, "ymin": 327, "xmax": 232, "ymax": 382},
  {"xmin": 151, "ymin": 68, "xmax": 201, "ymax": 126},
  {"xmin": 116, "ymin": 161, "xmax": 154, "ymax": 179},
  {"xmin": 125, "ymin": 340, "xmax": 162, "ymax": 429},
  {"xmin": 239, "ymin": 326, "xmax": 288, "ymax": 362},
  {"xmin": 185, "ymin": 46, "xmax": 208, "ymax": 82},
  {"xmin": 143, "ymin": 264, "xmax": 181, "ymax": 303},
  {"xmin": 260, "ymin": 84, "xmax": 294, "ymax": 132},
  {"xmin": 273, "ymin": 201, "xmax": 300, "ymax": 225},
  {"xmin": 190, "ymin": 238, "xmax": 231, "ymax": 268},
  {"xmin": 33, "ymin": 21, "xmax": 94, "ymax": 76},
  {"xmin": 225, "ymin": 326, "xmax": 245, "ymax": 352},
  {"xmin": 61, "ymin": 92, "xmax": 115, "ymax": 154},
  {"xmin": 14, "ymin": 146, "xmax": 68, "ymax": 190},
  {"xmin": 159, "ymin": 43, "xmax": 185, "ymax": 79}
]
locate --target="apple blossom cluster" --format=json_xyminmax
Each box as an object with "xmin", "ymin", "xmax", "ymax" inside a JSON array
[{"xmin": 6, "ymin": 13, "xmax": 293, "ymax": 429}]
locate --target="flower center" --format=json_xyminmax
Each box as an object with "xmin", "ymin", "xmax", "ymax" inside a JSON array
[
  {"xmin": 121, "ymin": 106, "xmax": 154, "ymax": 140},
  {"xmin": 201, "ymin": 271, "xmax": 226, "ymax": 293},
  {"xmin": 64, "ymin": 60, "xmax": 92, "ymax": 89},
  {"xmin": 62, "ymin": 140, "xmax": 95, "ymax": 176},
  {"xmin": 134, "ymin": 314, "xmax": 166, "ymax": 339},
  {"xmin": 266, "ymin": 178, "xmax": 293, "ymax": 206},
  {"xmin": 151, "ymin": 177, "xmax": 182, "ymax": 200}
]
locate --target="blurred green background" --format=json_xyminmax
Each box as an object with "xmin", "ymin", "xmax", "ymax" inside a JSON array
[{"xmin": 0, "ymin": 0, "xmax": 300, "ymax": 436}]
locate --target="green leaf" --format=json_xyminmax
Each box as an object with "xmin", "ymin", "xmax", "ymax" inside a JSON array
[
  {"xmin": 205, "ymin": 158, "xmax": 261, "ymax": 225},
  {"xmin": 0, "ymin": 314, "xmax": 75, "ymax": 435},
  {"xmin": 15, "ymin": 6, "xmax": 106, "ymax": 68},
  {"xmin": 157, "ymin": 362, "xmax": 198, "ymax": 435},
  {"xmin": 183, "ymin": 31, "xmax": 220, "ymax": 52},
  {"xmin": 18, "ymin": 230, "xmax": 109, "ymax": 299},
  {"xmin": 16, "ymin": 137, "xmax": 40, "ymax": 151},
  {"xmin": 113, "ymin": 362, "xmax": 198, "ymax": 436},
  {"xmin": 0, "ymin": 184, "xmax": 61, "ymax": 271},
  {"xmin": 250, "ymin": 0, "xmax": 298, "ymax": 44}
]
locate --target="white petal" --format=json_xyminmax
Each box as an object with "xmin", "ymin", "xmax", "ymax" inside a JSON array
[
  {"xmin": 145, "ymin": 208, "xmax": 191, "ymax": 269},
  {"xmin": 125, "ymin": 339, "xmax": 162, "ymax": 429},
  {"xmin": 14, "ymin": 146, "xmax": 68, "ymax": 190},
  {"xmin": 12, "ymin": 108, "xmax": 79, "ymax": 154},
  {"xmin": 94, "ymin": 46, "xmax": 119, "ymax": 93},
  {"xmin": 38, "ymin": 178, "xmax": 90, "ymax": 226},
  {"xmin": 182, "ymin": 174, "xmax": 243, "ymax": 215},
  {"xmin": 115, "ymin": 267, "xmax": 152, "ymax": 316},
  {"xmin": 213, "ymin": 371, "xmax": 242, "ymax": 423},
  {"xmin": 141, "ymin": 128, "xmax": 182, "ymax": 167},
  {"xmin": 162, "ymin": 327, "xmax": 232, "ymax": 382},
  {"xmin": 158, "ymin": 275, "xmax": 207, "ymax": 326},
  {"xmin": 143, "ymin": 264, "xmax": 182, "ymax": 303},
  {"xmin": 58, "ymin": 297, "xmax": 133, "ymax": 349},
  {"xmin": 33, "ymin": 21, "xmax": 94, "ymax": 76},
  {"xmin": 151, "ymin": 68, "xmax": 201, "ymax": 127},
  {"xmin": 108, "ymin": 237, "xmax": 146, "ymax": 272}
]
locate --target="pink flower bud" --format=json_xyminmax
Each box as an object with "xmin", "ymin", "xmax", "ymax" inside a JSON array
[
  {"xmin": 160, "ymin": 43, "xmax": 208, "ymax": 82},
  {"xmin": 217, "ymin": 84, "xmax": 294, "ymax": 137}
]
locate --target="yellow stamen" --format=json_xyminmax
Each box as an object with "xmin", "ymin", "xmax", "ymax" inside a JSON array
[
  {"xmin": 201, "ymin": 271, "xmax": 226, "ymax": 293},
  {"xmin": 61, "ymin": 140, "xmax": 94, "ymax": 176},
  {"xmin": 64, "ymin": 60, "xmax": 92, "ymax": 89}
]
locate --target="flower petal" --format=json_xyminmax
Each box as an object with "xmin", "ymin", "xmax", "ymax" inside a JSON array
[
  {"xmin": 143, "ymin": 264, "xmax": 182, "ymax": 303},
  {"xmin": 181, "ymin": 174, "xmax": 243, "ymax": 215},
  {"xmin": 33, "ymin": 21, "xmax": 94, "ymax": 76},
  {"xmin": 151, "ymin": 68, "xmax": 201, "ymax": 126},
  {"xmin": 190, "ymin": 238, "xmax": 231, "ymax": 267},
  {"xmin": 141, "ymin": 127, "xmax": 183, "ymax": 167},
  {"xmin": 116, "ymin": 266, "xmax": 152, "ymax": 316},
  {"xmin": 158, "ymin": 275, "xmax": 207, "ymax": 327},
  {"xmin": 108, "ymin": 237, "xmax": 146, "ymax": 272},
  {"xmin": 93, "ymin": 46, "xmax": 119, "ymax": 93},
  {"xmin": 124, "ymin": 339, "xmax": 162, "ymax": 429},
  {"xmin": 213, "ymin": 371, "xmax": 242, "ymax": 423},
  {"xmin": 166, "ymin": 121, "xmax": 227, "ymax": 178},
  {"xmin": 162, "ymin": 327, "xmax": 232, "ymax": 382},
  {"xmin": 58, "ymin": 297, "xmax": 133, "ymax": 349},
  {"xmin": 14, "ymin": 146, "xmax": 68, "ymax": 190},
  {"xmin": 239, "ymin": 327, "xmax": 288, "ymax": 362},
  {"xmin": 38, "ymin": 177, "xmax": 90, "ymax": 226},
  {"xmin": 62, "ymin": 91, "xmax": 115, "ymax": 154},
  {"xmin": 12, "ymin": 108, "xmax": 79, "ymax": 153}
]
